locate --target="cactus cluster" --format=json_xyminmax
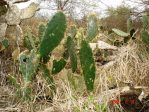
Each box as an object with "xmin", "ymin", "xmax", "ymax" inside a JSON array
[
  {"xmin": 9, "ymin": 11, "xmax": 99, "ymax": 101},
  {"xmin": 112, "ymin": 17, "xmax": 135, "ymax": 45},
  {"xmin": 112, "ymin": 15, "xmax": 149, "ymax": 48},
  {"xmin": 11, "ymin": 11, "xmax": 67, "ymax": 100}
]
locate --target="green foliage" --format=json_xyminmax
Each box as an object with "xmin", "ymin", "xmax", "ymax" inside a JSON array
[
  {"xmin": 7, "ymin": 75, "xmax": 20, "ymax": 89},
  {"xmin": 112, "ymin": 28, "xmax": 129, "ymax": 37},
  {"xmin": 63, "ymin": 48, "xmax": 69, "ymax": 60},
  {"xmin": 21, "ymin": 87, "xmax": 32, "ymax": 101},
  {"xmin": 1, "ymin": 38, "xmax": 9, "ymax": 48},
  {"xmin": 38, "ymin": 24, "xmax": 46, "ymax": 42},
  {"xmin": 67, "ymin": 71, "xmax": 77, "ymax": 90},
  {"xmin": 87, "ymin": 13, "xmax": 98, "ymax": 41},
  {"xmin": 68, "ymin": 25, "xmax": 77, "ymax": 38},
  {"xmin": 141, "ymin": 30, "xmax": 149, "ymax": 45},
  {"xmin": 67, "ymin": 36, "xmax": 77, "ymax": 73},
  {"xmin": 75, "ymin": 27, "xmax": 85, "ymax": 47},
  {"xmin": 52, "ymin": 58, "xmax": 67, "ymax": 75},
  {"xmin": 103, "ymin": 5, "xmax": 132, "ymax": 32},
  {"xmin": 24, "ymin": 32, "xmax": 36, "ymax": 51},
  {"xmin": 0, "ymin": 38, "xmax": 9, "ymax": 52},
  {"xmin": 18, "ymin": 11, "xmax": 100, "ymax": 100},
  {"xmin": 0, "ymin": 38, "xmax": 9, "ymax": 51},
  {"xmin": 19, "ymin": 50, "xmax": 40, "ymax": 100},
  {"xmin": 41, "ymin": 64, "xmax": 56, "ymax": 94},
  {"xmin": 39, "ymin": 11, "xmax": 66, "ymax": 58},
  {"xmin": 19, "ymin": 50, "xmax": 40, "ymax": 82},
  {"xmin": 79, "ymin": 40, "xmax": 96, "ymax": 92},
  {"xmin": 142, "ymin": 15, "xmax": 148, "ymax": 30},
  {"xmin": 127, "ymin": 18, "xmax": 133, "ymax": 33}
]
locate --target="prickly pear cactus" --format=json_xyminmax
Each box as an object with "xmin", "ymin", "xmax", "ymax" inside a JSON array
[
  {"xmin": 79, "ymin": 40, "xmax": 96, "ymax": 92},
  {"xmin": 141, "ymin": 30, "xmax": 149, "ymax": 45},
  {"xmin": 52, "ymin": 58, "xmax": 67, "ymax": 74},
  {"xmin": 68, "ymin": 25, "xmax": 77, "ymax": 38},
  {"xmin": 19, "ymin": 50, "xmax": 40, "ymax": 83},
  {"xmin": 142, "ymin": 15, "xmax": 148, "ymax": 30},
  {"xmin": 67, "ymin": 36, "xmax": 77, "ymax": 73},
  {"xmin": 75, "ymin": 27, "xmax": 85, "ymax": 47},
  {"xmin": 2, "ymin": 38, "xmax": 8, "ymax": 47},
  {"xmin": 127, "ymin": 18, "xmax": 133, "ymax": 33},
  {"xmin": 112, "ymin": 28, "xmax": 129, "ymax": 37},
  {"xmin": 86, "ymin": 13, "xmax": 98, "ymax": 41},
  {"xmin": 0, "ymin": 38, "xmax": 9, "ymax": 51},
  {"xmin": 41, "ymin": 64, "xmax": 56, "ymax": 94},
  {"xmin": 19, "ymin": 50, "xmax": 40, "ymax": 100},
  {"xmin": 38, "ymin": 24, "xmax": 46, "ymax": 42},
  {"xmin": 39, "ymin": 11, "xmax": 66, "ymax": 58},
  {"xmin": 24, "ymin": 32, "xmax": 36, "ymax": 51}
]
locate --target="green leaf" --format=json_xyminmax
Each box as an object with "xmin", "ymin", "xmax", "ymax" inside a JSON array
[
  {"xmin": 7, "ymin": 75, "xmax": 20, "ymax": 89},
  {"xmin": 52, "ymin": 58, "xmax": 67, "ymax": 74},
  {"xmin": 79, "ymin": 40, "xmax": 96, "ymax": 92},
  {"xmin": 67, "ymin": 36, "xmax": 77, "ymax": 73},
  {"xmin": 39, "ymin": 11, "xmax": 67, "ymax": 58},
  {"xmin": 1, "ymin": 38, "xmax": 9, "ymax": 48},
  {"xmin": 142, "ymin": 15, "xmax": 148, "ymax": 30},
  {"xmin": 112, "ymin": 28, "xmax": 129, "ymax": 37},
  {"xmin": 87, "ymin": 13, "xmax": 98, "ymax": 41},
  {"xmin": 141, "ymin": 30, "xmax": 149, "ymax": 45}
]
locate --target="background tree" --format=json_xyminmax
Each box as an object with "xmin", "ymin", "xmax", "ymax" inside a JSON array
[
  {"xmin": 38, "ymin": 0, "xmax": 100, "ymax": 19},
  {"xmin": 101, "ymin": 4, "xmax": 132, "ymax": 33}
]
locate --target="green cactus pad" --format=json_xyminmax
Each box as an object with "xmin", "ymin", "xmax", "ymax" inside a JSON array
[
  {"xmin": 22, "ymin": 87, "xmax": 32, "ymax": 101},
  {"xmin": 79, "ymin": 40, "xmax": 96, "ymax": 92},
  {"xmin": 112, "ymin": 28, "xmax": 129, "ymax": 37},
  {"xmin": 41, "ymin": 64, "xmax": 56, "ymax": 94},
  {"xmin": 52, "ymin": 58, "xmax": 67, "ymax": 74},
  {"xmin": 1, "ymin": 38, "xmax": 9, "ymax": 48},
  {"xmin": 19, "ymin": 50, "xmax": 40, "ymax": 82},
  {"xmin": 142, "ymin": 15, "xmax": 148, "ymax": 30},
  {"xmin": 7, "ymin": 75, "xmax": 20, "ymax": 89},
  {"xmin": 87, "ymin": 13, "xmax": 98, "ymax": 41},
  {"xmin": 24, "ymin": 32, "xmax": 36, "ymax": 51},
  {"xmin": 39, "ymin": 11, "xmax": 66, "ymax": 58},
  {"xmin": 68, "ymin": 25, "xmax": 77, "ymax": 38},
  {"xmin": 67, "ymin": 36, "xmax": 77, "ymax": 73},
  {"xmin": 141, "ymin": 30, "xmax": 149, "ymax": 45},
  {"xmin": 38, "ymin": 24, "xmax": 46, "ymax": 42},
  {"xmin": 63, "ymin": 48, "xmax": 69, "ymax": 60},
  {"xmin": 127, "ymin": 18, "xmax": 133, "ymax": 33}
]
